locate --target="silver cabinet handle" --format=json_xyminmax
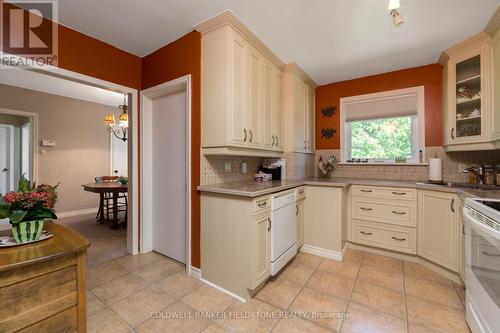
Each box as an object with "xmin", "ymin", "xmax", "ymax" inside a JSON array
[
  {"xmin": 392, "ymin": 236, "xmax": 406, "ymax": 241},
  {"xmin": 451, "ymin": 128, "xmax": 455, "ymax": 139},
  {"xmin": 451, "ymin": 199, "xmax": 455, "ymax": 213},
  {"xmin": 360, "ymin": 207, "xmax": 373, "ymax": 211},
  {"xmin": 392, "ymin": 192, "xmax": 406, "ymax": 195},
  {"xmin": 482, "ymin": 251, "xmax": 500, "ymax": 257},
  {"xmin": 296, "ymin": 205, "xmax": 299, "ymax": 215},
  {"xmin": 272, "ymin": 135, "xmax": 276, "ymax": 146},
  {"xmin": 258, "ymin": 202, "xmax": 267, "ymax": 208},
  {"xmin": 243, "ymin": 128, "xmax": 247, "ymax": 142},
  {"xmin": 392, "ymin": 211, "xmax": 406, "ymax": 215},
  {"xmin": 360, "ymin": 231, "xmax": 373, "ymax": 235},
  {"xmin": 267, "ymin": 217, "xmax": 271, "ymax": 231},
  {"xmin": 360, "ymin": 189, "xmax": 373, "ymax": 193},
  {"xmin": 249, "ymin": 129, "xmax": 253, "ymax": 143}
]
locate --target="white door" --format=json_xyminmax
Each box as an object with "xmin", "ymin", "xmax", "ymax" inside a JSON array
[
  {"xmin": 111, "ymin": 134, "xmax": 128, "ymax": 177},
  {"xmin": 0, "ymin": 125, "xmax": 13, "ymax": 195},
  {"xmin": 151, "ymin": 90, "xmax": 187, "ymax": 263}
]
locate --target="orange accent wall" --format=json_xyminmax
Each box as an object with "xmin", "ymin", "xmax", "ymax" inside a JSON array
[
  {"xmin": 315, "ymin": 64, "xmax": 443, "ymax": 149},
  {"xmin": 141, "ymin": 31, "xmax": 202, "ymax": 268},
  {"xmin": 58, "ymin": 25, "xmax": 141, "ymax": 89}
]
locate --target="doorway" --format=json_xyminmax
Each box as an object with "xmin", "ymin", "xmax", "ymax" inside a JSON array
[{"xmin": 141, "ymin": 75, "xmax": 192, "ymax": 271}]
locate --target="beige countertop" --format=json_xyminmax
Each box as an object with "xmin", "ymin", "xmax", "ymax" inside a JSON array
[{"xmin": 197, "ymin": 177, "xmax": 500, "ymax": 199}]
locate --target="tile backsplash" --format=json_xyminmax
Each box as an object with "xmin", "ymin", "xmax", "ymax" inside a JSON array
[
  {"xmin": 201, "ymin": 146, "xmax": 500, "ymax": 186},
  {"xmin": 315, "ymin": 147, "xmax": 500, "ymax": 182}
]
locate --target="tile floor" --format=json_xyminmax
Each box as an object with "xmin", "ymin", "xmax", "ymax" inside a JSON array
[
  {"xmin": 59, "ymin": 213, "xmax": 127, "ymax": 267},
  {"xmin": 86, "ymin": 249, "xmax": 470, "ymax": 333}
]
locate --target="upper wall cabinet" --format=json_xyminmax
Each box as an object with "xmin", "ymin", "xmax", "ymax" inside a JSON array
[
  {"xmin": 283, "ymin": 64, "xmax": 317, "ymax": 154},
  {"xmin": 196, "ymin": 12, "xmax": 284, "ymax": 157},
  {"xmin": 441, "ymin": 32, "xmax": 498, "ymax": 151}
]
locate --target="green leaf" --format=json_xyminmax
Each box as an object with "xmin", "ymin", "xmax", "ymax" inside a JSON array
[
  {"xmin": 0, "ymin": 196, "xmax": 11, "ymax": 219},
  {"xmin": 18, "ymin": 174, "xmax": 30, "ymax": 192},
  {"xmin": 10, "ymin": 210, "xmax": 28, "ymax": 224}
]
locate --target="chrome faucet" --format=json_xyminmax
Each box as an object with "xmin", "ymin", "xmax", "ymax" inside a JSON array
[{"xmin": 463, "ymin": 166, "xmax": 484, "ymax": 185}]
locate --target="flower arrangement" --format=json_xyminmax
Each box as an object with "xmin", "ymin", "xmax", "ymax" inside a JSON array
[
  {"xmin": 318, "ymin": 154, "xmax": 339, "ymax": 176},
  {"xmin": 0, "ymin": 176, "xmax": 59, "ymax": 243}
]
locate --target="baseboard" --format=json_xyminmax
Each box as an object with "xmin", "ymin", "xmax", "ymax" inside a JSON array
[
  {"xmin": 200, "ymin": 277, "xmax": 247, "ymax": 303},
  {"xmin": 57, "ymin": 207, "xmax": 98, "ymax": 219},
  {"xmin": 348, "ymin": 242, "xmax": 463, "ymax": 285},
  {"xmin": 189, "ymin": 266, "xmax": 201, "ymax": 280},
  {"xmin": 300, "ymin": 244, "xmax": 344, "ymax": 261}
]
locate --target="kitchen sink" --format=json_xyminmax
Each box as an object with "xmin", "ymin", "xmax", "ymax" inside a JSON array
[{"xmin": 439, "ymin": 182, "xmax": 500, "ymax": 190}]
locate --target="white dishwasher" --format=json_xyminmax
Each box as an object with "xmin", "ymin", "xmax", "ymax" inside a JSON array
[{"xmin": 270, "ymin": 189, "xmax": 297, "ymax": 275}]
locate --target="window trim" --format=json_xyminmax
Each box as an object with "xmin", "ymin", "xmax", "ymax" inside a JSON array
[{"xmin": 339, "ymin": 86, "xmax": 425, "ymax": 164}]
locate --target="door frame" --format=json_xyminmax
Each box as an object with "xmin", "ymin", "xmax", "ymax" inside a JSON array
[
  {"xmin": 0, "ymin": 124, "xmax": 14, "ymax": 192},
  {"xmin": 0, "ymin": 108, "xmax": 39, "ymax": 185},
  {"xmin": 0, "ymin": 55, "xmax": 140, "ymax": 255},
  {"xmin": 140, "ymin": 75, "xmax": 192, "ymax": 274}
]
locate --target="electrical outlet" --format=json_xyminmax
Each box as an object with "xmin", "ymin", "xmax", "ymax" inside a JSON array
[
  {"xmin": 82, "ymin": 195, "xmax": 88, "ymax": 202},
  {"xmin": 224, "ymin": 161, "xmax": 232, "ymax": 174}
]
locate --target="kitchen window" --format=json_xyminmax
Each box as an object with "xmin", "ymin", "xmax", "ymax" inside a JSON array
[{"xmin": 340, "ymin": 86, "xmax": 425, "ymax": 164}]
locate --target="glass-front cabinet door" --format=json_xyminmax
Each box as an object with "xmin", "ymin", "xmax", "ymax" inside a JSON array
[
  {"xmin": 455, "ymin": 55, "xmax": 482, "ymax": 139},
  {"xmin": 449, "ymin": 44, "xmax": 491, "ymax": 145}
]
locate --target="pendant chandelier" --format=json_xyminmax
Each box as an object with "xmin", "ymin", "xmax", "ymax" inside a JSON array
[{"xmin": 104, "ymin": 94, "xmax": 128, "ymax": 142}]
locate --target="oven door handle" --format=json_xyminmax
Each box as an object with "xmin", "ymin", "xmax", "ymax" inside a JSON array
[{"xmin": 463, "ymin": 208, "xmax": 500, "ymax": 242}]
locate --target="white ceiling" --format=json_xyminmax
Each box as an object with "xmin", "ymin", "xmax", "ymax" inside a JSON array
[
  {"xmin": 0, "ymin": 70, "xmax": 124, "ymax": 107},
  {"xmin": 56, "ymin": 0, "xmax": 500, "ymax": 85}
]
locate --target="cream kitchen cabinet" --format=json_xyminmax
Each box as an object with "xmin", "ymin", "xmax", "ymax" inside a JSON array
[
  {"xmin": 296, "ymin": 187, "xmax": 305, "ymax": 248},
  {"xmin": 441, "ymin": 32, "xmax": 499, "ymax": 151},
  {"xmin": 349, "ymin": 185, "xmax": 417, "ymax": 254},
  {"xmin": 283, "ymin": 63, "xmax": 317, "ymax": 154},
  {"xmin": 197, "ymin": 12, "xmax": 284, "ymax": 157},
  {"xmin": 262, "ymin": 59, "xmax": 283, "ymax": 151},
  {"xmin": 418, "ymin": 190, "xmax": 460, "ymax": 272},
  {"xmin": 201, "ymin": 192, "xmax": 271, "ymax": 300}
]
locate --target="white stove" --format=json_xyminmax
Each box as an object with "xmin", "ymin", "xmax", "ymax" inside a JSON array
[{"xmin": 463, "ymin": 198, "xmax": 500, "ymax": 333}]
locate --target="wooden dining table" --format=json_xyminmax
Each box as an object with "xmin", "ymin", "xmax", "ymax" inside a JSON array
[{"xmin": 82, "ymin": 182, "xmax": 128, "ymax": 229}]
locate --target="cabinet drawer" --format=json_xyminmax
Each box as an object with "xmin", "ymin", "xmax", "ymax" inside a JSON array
[
  {"xmin": 352, "ymin": 186, "xmax": 416, "ymax": 201},
  {"xmin": 352, "ymin": 219, "xmax": 417, "ymax": 254},
  {"xmin": 352, "ymin": 196, "xmax": 417, "ymax": 227},
  {"xmin": 296, "ymin": 187, "xmax": 305, "ymax": 200},
  {"xmin": 253, "ymin": 196, "xmax": 271, "ymax": 214}
]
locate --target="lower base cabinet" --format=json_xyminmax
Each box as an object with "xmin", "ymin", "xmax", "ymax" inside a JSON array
[
  {"xmin": 418, "ymin": 190, "xmax": 460, "ymax": 272},
  {"xmin": 201, "ymin": 193, "xmax": 271, "ymax": 300}
]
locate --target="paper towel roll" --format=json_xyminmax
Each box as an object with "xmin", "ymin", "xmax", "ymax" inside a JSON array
[{"xmin": 429, "ymin": 158, "xmax": 443, "ymax": 181}]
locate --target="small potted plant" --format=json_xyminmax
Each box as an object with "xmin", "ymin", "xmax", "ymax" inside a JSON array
[{"xmin": 0, "ymin": 176, "xmax": 59, "ymax": 243}]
